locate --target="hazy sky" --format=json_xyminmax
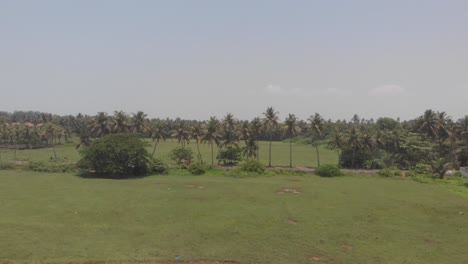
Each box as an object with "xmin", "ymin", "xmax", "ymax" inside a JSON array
[{"xmin": 1, "ymin": 0, "xmax": 467, "ymax": 121}]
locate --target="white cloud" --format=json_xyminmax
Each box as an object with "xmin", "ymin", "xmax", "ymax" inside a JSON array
[
  {"xmin": 264, "ymin": 84, "xmax": 303, "ymax": 95},
  {"xmin": 368, "ymin": 85, "xmax": 406, "ymax": 97},
  {"xmin": 323, "ymin": 88, "xmax": 352, "ymax": 96}
]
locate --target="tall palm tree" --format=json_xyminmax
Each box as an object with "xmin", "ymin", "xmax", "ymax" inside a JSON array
[
  {"xmin": 112, "ymin": 111, "xmax": 129, "ymax": 133},
  {"xmin": 250, "ymin": 117, "xmax": 263, "ymax": 160},
  {"xmin": 131, "ymin": 111, "xmax": 148, "ymax": 134},
  {"xmin": 191, "ymin": 123, "xmax": 204, "ymax": 163},
  {"xmin": 308, "ymin": 113, "xmax": 325, "ymax": 167},
  {"xmin": 284, "ymin": 114, "xmax": 301, "ymax": 167},
  {"xmin": 171, "ymin": 121, "xmax": 190, "ymax": 148},
  {"xmin": 202, "ymin": 117, "xmax": 221, "ymax": 165},
  {"xmin": 263, "ymin": 107, "xmax": 279, "ymax": 167},
  {"xmin": 90, "ymin": 112, "xmax": 111, "ymax": 137},
  {"xmin": 149, "ymin": 121, "xmax": 167, "ymax": 158},
  {"xmin": 347, "ymin": 127, "xmax": 362, "ymax": 168},
  {"xmin": 240, "ymin": 120, "xmax": 258, "ymax": 159},
  {"xmin": 220, "ymin": 113, "xmax": 238, "ymax": 148}
]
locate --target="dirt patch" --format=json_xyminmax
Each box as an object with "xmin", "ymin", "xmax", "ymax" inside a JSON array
[
  {"xmin": 309, "ymin": 256, "xmax": 329, "ymax": 262},
  {"xmin": 287, "ymin": 217, "xmax": 298, "ymax": 225},
  {"xmin": 276, "ymin": 188, "xmax": 301, "ymax": 194},
  {"xmin": 184, "ymin": 184, "xmax": 205, "ymax": 189},
  {"xmin": 424, "ymin": 239, "xmax": 436, "ymax": 244},
  {"xmin": 342, "ymin": 243, "xmax": 353, "ymax": 251}
]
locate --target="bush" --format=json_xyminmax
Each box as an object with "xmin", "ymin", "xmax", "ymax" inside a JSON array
[
  {"xmin": 315, "ymin": 164, "xmax": 343, "ymax": 177},
  {"xmin": 378, "ymin": 167, "xmax": 402, "ymax": 177},
  {"xmin": 0, "ymin": 161, "xmax": 15, "ymax": 170},
  {"xmin": 413, "ymin": 163, "xmax": 432, "ymax": 174},
  {"xmin": 169, "ymin": 147, "xmax": 194, "ymax": 165},
  {"xmin": 217, "ymin": 146, "xmax": 242, "ymax": 166},
  {"xmin": 78, "ymin": 134, "xmax": 150, "ymax": 178},
  {"xmin": 149, "ymin": 158, "xmax": 168, "ymax": 174},
  {"xmin": 29, "ymin": 161, "xmax": 76, "ymax": 173},
  {"xmin": 188, "ymin": 163, "xmax": 206, "ymax": 175},
  {"xmin": 239, "ymin": 159, "xmax": 265, "ymax": 174}
]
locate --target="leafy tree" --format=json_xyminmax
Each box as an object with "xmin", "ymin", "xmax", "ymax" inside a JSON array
[{"xmin": 78, "ymin": 134, "xmax": 150, "ymax": 178}]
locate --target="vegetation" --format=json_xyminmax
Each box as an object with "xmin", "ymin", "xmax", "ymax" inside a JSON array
[
  {"xmin": 78, "ymin": 134, "xmax": 150, "ymax": 178},
  {"xmin": 168, "ymin": 146, "xmax": 194, "ymax": 165},
  {"xmin": 239, "ymin": 159, "xmax": 265, "ymax": 174},
  {"xmin": 315, "ymin": 164, "xmax": 343, "ymax": 177},
  {"xmin": 187, "ymin": 162, "xmax": 206, "ymax": 175}
]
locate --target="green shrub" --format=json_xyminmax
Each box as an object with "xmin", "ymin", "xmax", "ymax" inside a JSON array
[
  {"xmin": 377, "ymin": 167, "xmax": 402, "ymax": 177},
  {"xmin": 188, "ymin": 163, "xmax": 206, "ymax": 175},
  {"xmin": 169, "ymin": 147, "xmax": 194, "ymax": 165},
  {"xmin": 0, "ymin": 161, "xmax": 15, "ymax": 170},
  {"xmin": 315, "ymin": 164, "xmax": 343, "ymax": 177},
  {"xmin": 29, "ymin": 161, "xmax": 76, "ymax": 173},
  {"xmin": 239, "ymin": 159, "xmax": 265, "ymax": 174},
  {"xmin": 78, "ymin": 134, "xmax": 150, "ymax": 178},
  {"xmin": 413, "ymin": 163, "xmax": 432, "ymax": 174},
  {"xmin": 149, "ymin": 158, "xmax": 168, "ymax": 174},
  {"xmin": 217, "ymin": 146, "xmax": 242, "ymax": 166}
]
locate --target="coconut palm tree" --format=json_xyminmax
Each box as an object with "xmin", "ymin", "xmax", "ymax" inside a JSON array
[
  {"xmin": 202, "ymin": 117, "xmax": 221, "ymax": 165},
  {"xmin": 220, "ymin": 113, "xmax": 239, "ymax": 148},
  {"xmin": 112, "ymin": 111, "xmax": 130, "ymax": 133},
  {"xmin": 284, "ymin": 114, "xmax": 301, "ymax": 167},
  {"xmin": 263, "ymin": 107, "xmax": 279, "ymax": 167},
  {"xmin": 191, "ymin": 122, "xmax": 204, "ymax": 163},
  {"xmin": 250, "ymin": 117, "xmax": 263, "ymax": 159},
  {"xmin": 149, "ymin": 121, "xmax": 167, "ymax": 158},
  {"xmin": 308, "ymin": 113, "xmax": 325, "ymax": 167},
  {"xmin": 90, "ymin": 112, "xmax": 111, "ymax": 137},
  {"xmin": 131, "ymin": 111, "xmax": 148, "ymax": 134},
  {"xmin": 240, "ymin": 120, "xmax": 258, "ymax": 159},
  {"xmin": 347, "ymin": 127, "xmax": 362, "ymax": 168},
  {"xmin": 171, "ymin": 121, "xmax": 190, "ymax": 148}
]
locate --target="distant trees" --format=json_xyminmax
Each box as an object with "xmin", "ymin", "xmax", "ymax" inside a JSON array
[
  {"xmin": 284, "ymin": 114, "xmax": 301, "ymax": 167},
  {"xmin": 263, "ymin": 107, "xmax": 279, "ymax": 167}
]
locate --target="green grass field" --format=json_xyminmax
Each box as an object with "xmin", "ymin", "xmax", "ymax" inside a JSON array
[
  {"xmin": 0, "ymin": 139, "xmax": 338, "ymax": 167},
  {"xmin": 1, "ymin": 170, "xmax": 467, "ymax": 263}
]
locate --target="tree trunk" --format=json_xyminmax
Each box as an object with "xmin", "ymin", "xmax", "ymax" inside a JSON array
[
  {"xmin": 315, "ymin": 145, "xmax": 320, "ymax": 167},
  {"xmin": 268, "ymin": 132, "xmax": 272, "ymax": 167},
  {"xmin": 351, "ymin": 147, "xmax": 356, "ymax": 168},
  {"xmin": 151, "ymin": 142, "xmax": 158, "ymax": 158},
  {"xmin": 211, "ymin": 141, "xmax": 214, "ymax": 166},
  {"xmin": 52, "ymin": 143, "xmax": 57, "ymax": 161},
  {"xmin": 289, "ymin": 138, "xmax": 292, "ymax": 168},
  {"xmin": 196, "ymin": 140, "xmax": 203, "ymax": 164}
]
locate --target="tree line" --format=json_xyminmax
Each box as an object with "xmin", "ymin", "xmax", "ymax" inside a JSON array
[{"xmin": 1, "ymin": 108, "xmax": 467, "ymax": 174}]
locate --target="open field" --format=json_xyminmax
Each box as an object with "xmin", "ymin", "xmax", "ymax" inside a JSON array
[
  {"xmin": 0, "ymin": 140, "xmax": 338, "ymax": 167},
  {"xmin": 1, "ymin": 170, "xmax": 467, "ymax": 264}
]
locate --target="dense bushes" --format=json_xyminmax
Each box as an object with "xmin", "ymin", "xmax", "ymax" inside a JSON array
[
  {"xmin": 239, "ymin": 159, "xmax": 265, "ymax": 173},
  {"xmin": 29, "ymin": 161, "xmax": 76, "ymax": 173},
  {"xmin": 149, "ymin": 158, "xmax": 168, "ymax": 174},
  {"xmin": 169, "ymin": 147, "xmax": 194, "ymax": 165},
  {"xmin": 315, "ymin": 164, "xmax": 343, "ymax": 177},
  {"xmin": 377, "ymin": 167, "xmax": 402, "ymax": 177},
  {"xmin": 78, "ymin": 134, "xmax": 150, "ymax": 178},
  {"xmin": 0, "ymin": 161, "xmax": 15, "ymax": 170},
  {"xmin": 217, "ymin": 146, "xmax": 242, "ymax": 165},
  {"xmin": 188, "ymin": 163, "xmax": 206, "ymax": 175}
]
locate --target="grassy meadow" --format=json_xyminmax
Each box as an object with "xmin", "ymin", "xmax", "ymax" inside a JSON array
[
  {"xmin": 0, "ymin": 139, "xmax": 338, "ymax": 167},
  {"xmin": 1, "ymin": 170, "xmax": 468, "ymax": 263}
]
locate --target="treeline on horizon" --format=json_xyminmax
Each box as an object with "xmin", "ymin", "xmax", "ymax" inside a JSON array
[{"xmin": 1, "ymin": 108, "xmax": 467, "ymax": 174}]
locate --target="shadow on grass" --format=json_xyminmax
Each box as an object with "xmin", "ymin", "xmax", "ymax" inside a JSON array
[{"xmin": 75, "ymin": 171, "xmax": 151, "ymax": 180}]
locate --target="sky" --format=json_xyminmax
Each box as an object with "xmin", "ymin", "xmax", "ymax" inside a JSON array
[{"xmin": 1, "ymin": 0, "xmax": 467, "ymax": 121}]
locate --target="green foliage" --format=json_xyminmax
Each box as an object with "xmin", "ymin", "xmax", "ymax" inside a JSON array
[
  {"xmin": 78, "ymin": 134, "xmax": 150, "ymax": 178},
  {"xmin": 149, "ymin": 158, "xmax": 168, "ymax": 174},
  {"xmin": 188, "ymin": 163, "xmax": 206, "ymax": 175},
  {"xmin": 315, "ymin": 164, "xmax": 343, "ymax": 177},
  {"xmin": 217, "ymin": 146, "xmax": 242, "ymax": 165},
  {"xmin": 28, "ymin": 161, "xmax": 76, "ymax": 173},
  {"xmin": 239, "ymin": 159, "xmax": 265, "ymax": 174},
  {"xmin": 377, "ymin": 167, "xmax": 402, "ymax": 177},
  {"xmin": 413, "ymin": 163, "xmax": 432, "ymax": 174},
  {"xmin": 0, "ymin": 161, "xmax": 15, "ymax": 170},
  {"xmin": 168, "ymin": 147, "xmax": 194, "ymax": 165}
]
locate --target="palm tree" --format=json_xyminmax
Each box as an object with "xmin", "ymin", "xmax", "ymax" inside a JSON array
[
  {"xmin": 131, "ymin": 111, "xmax": 148, "ymax": 134},
  {"xmin": 90, "ymin": 112, "xmax": 111, "ymax": 137},
  {"xmin": 250, "ymin": 117, "xmax": 263, "ymax": 160},
  {"xmin": 308, "ymin": 113, "xmax": 325, "ymax": 167},
  {"xmin": 347, "ymin": 127, "xmax": 362, "ymax": 168},
  {"xmin": 284, "ymin": 114, "xmax": 301, "ymax": 167},
  {"xmin": 240, "ymin": 120, "xmax": 258, "ymax": 159},
  {"xmin": 202, "ymin": 117, "xmax": 221, "ymax": 165},
  {"xmin": 43, "ymin": 123, "xmax": 58, "ymax": 161},
  {"xmin": 171, "ymin": 121, "xmax": 190, "ymax": 148},
  {"xmin": 149, "ymin": 121, "xmax": 167, "ymax": 158},
  {"xmin": 220, "ymin": 113, "xmax": 238, "ymax": 148},
  {"xmin": 112, "ymin": 111, "xmax": 129, "ymax": 133},
  {"xmin": 263, "ymin": 107, "xmax": 279, "ymax": 167},
  {"xmin": 191, "ymin": 123, "xmax": 204, "ymax": 163}
]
